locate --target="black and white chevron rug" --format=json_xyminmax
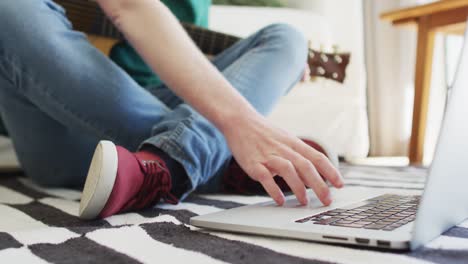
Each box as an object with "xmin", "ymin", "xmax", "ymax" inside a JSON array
[{"xmin": 1, "ymin": 164, "xmax": 467, "ymax": 264}]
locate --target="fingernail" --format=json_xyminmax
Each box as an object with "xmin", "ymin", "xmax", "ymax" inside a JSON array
[
  {"xmin": 336, "ymin": 175, "xmax": 344, "ymax": 188},
  {"xmin": 324, "ymin": 193, "xmax": 332, "ymax": 205},
  {"xmin": 277, "ymin": 195, "xmax": 285, "ymax": 206},
  {"xmin": 337, "ymin": 180, "xmax": 344, "ymax": 188}
]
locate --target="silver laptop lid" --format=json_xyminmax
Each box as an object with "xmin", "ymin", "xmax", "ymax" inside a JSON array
[{"xmin": 411, "ymin": 23, "xmax": 468, "ymax": 250}]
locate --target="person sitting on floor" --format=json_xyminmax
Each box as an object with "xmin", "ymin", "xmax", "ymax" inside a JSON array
[{"xmin": 0, "ymin": 0, "xmax": 343, "ymax": 219}]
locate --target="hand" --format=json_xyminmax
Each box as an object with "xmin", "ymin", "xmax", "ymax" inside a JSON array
[
  {"xmin": 301, "ymin": 63, "xmax": 311, "ymax": 82},
  {"xmin": 222, "ymin": 114, "xmax": 343, "ymax": 206}
]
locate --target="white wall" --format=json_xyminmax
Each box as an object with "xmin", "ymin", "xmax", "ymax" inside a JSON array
[{"xmin": 364, "ymin": 0, "xmax": 416, "ymax": 157}]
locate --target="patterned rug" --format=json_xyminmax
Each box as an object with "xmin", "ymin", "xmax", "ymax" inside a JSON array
[{"xmin": 1, "ymin": 164, "xmax": 467, "ymax": 264}]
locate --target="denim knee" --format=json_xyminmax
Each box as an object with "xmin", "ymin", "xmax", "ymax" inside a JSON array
[
  {"xmin": 259, "ymin": 23, "xmax": 308, "ymax": 70},
  {"xmin": 0, "ymin": 0, "xmax": 70, "ymax": 50}
]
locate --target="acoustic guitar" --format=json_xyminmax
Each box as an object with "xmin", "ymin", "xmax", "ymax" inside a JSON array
[{"xmin": 55, "ymin": 0, "xmax": 350, "ymax": 83}]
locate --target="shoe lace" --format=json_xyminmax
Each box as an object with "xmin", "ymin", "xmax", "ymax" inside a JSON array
[{"xmin": 130, "ymin": 159, "xmax": 179, "ymax": 210}]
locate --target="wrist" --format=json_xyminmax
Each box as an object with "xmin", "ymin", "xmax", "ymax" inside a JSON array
[{"xmin": 215, "ymin": 106, "xmax": 264, "ymax": 135}]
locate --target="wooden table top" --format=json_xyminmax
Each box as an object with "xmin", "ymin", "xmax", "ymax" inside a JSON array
[
  {"xmin": 381, "ymin": 0, "xmax": 468, "ymax": 23},
  {"xmin": 381, "ymin": 0, "xmax": 468, "ymax": 35}
]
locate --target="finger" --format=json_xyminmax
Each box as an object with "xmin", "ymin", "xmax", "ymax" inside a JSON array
[
  {"xmin": 313, "ymin": 152, "xmax": 343, "ymax": 188},
  {"xmin": 249, "ymin": 164, "xmax": 285, "ymax": 205},
  {"xmin": 295, "ymin": 140, "xmax": 343, "ymax": 188},
  {"xmin": 282, "ymin": 149, "xmax": 331, "ymax": 205},
  {"xmin": 265, "ymin": 156, "xmax": 308, "ymax": 205}
]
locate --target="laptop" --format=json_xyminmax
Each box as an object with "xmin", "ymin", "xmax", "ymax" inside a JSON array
[{"xmin": 190, "ymin": 26, "xmax": 468, "ymax": 251}]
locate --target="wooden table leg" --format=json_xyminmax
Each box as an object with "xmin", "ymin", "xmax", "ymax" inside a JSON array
[{"xmin": 409, "ymin": 16, "xmax": 436, "ymax": 164}]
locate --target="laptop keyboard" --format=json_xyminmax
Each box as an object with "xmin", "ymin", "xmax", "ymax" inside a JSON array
[{"xmin": 295, "ymin": 194, "xmax": 421, "ymax": 231}]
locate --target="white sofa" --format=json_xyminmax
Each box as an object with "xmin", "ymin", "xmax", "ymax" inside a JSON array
[{"xmin": 210, "ymin": 6, "xmax": 369, "ymax": 159}]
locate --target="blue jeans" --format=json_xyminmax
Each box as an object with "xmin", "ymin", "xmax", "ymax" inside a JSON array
[{"xmin": 0, "ymin": 0, "xmax": 307, "ymax": 199}]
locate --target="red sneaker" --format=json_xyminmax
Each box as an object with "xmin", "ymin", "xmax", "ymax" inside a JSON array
[
  {"xmin": 79, "ymin": 141, "xmax": 178, "ymax": 219},
  {"xmin": 222, "ymin": 137, "xmax": 338, "ymax": 194}
]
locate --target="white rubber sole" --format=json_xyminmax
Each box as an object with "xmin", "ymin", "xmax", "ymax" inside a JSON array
[{"xmin": 79, "ymin": 140, "xmax": 118, "ymax": 220}]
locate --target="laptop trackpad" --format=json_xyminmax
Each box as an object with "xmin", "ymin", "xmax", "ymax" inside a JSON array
[
  {"xmin": 273, "ymin": 187, "xmax": 386, "ymax": 210},
  {"xmin": 281, "ymin": 195, "xmax": 324, "ymax": 208}
]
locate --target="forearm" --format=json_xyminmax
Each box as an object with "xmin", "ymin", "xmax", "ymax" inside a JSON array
[{"xmin": 96, "ymin": 0, "xmax": 259, "ymax": 131}]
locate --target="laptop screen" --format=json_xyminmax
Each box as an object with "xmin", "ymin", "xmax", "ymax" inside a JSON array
[{"xmin": 411, "ymin": 20, "xmax": 468, "ymax": 250}]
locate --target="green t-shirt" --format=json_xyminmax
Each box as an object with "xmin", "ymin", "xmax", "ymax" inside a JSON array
[{"xmin": 109, "ymin": 0, "xmax": 211, "ymax": 87}]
